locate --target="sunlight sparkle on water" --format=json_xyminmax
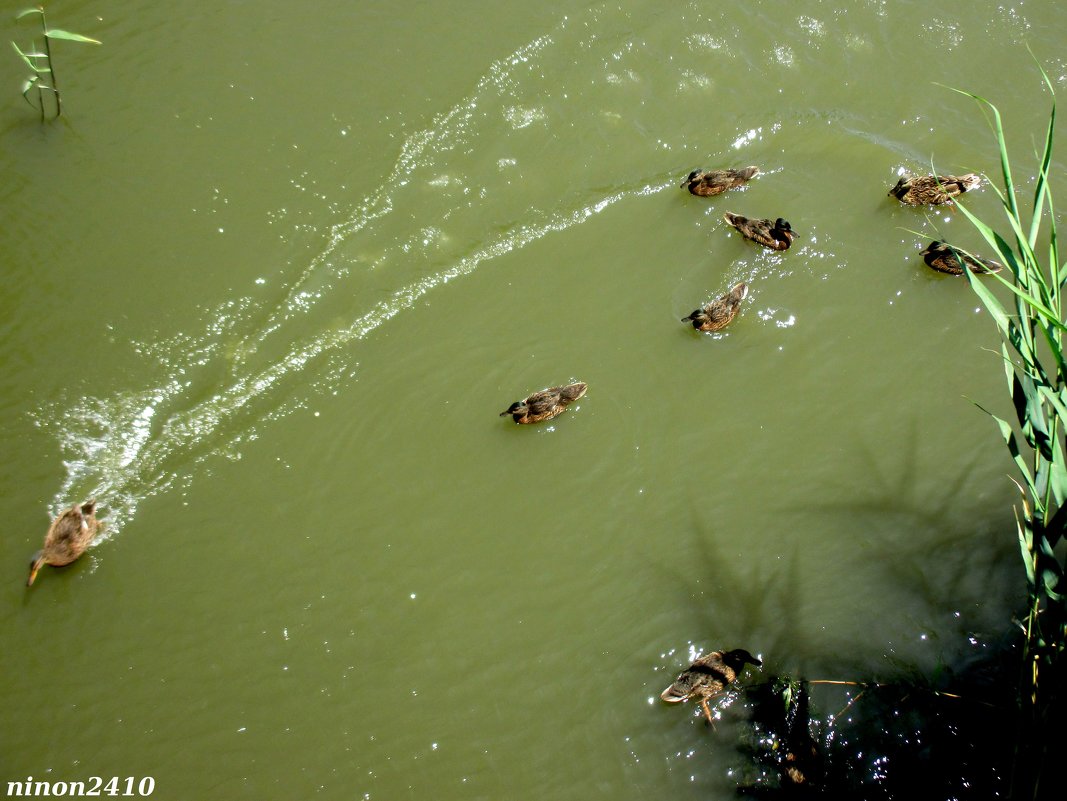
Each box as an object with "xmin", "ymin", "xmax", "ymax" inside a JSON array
[{"xmin": 732, "ymin": 128, "xmax": 761, "ymax": 149}]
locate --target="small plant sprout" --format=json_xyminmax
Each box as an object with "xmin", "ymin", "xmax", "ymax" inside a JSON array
[{"xmin": 11, "ymin": 5, "xmax": 100, "ymax": 121}]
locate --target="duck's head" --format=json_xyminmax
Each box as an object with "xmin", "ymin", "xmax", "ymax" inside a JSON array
[
  {"xmin": 681, "ymin": 170, "xmax": 701, "ymax": 188},
  {"xmin": 774, "ymin": 218, "xmax": 792, "ymax": 232},
  {"xmin": 499, "ymin": 401, "xmax": 526, "ymax": 417},
  {"xmin": 27, "ymin": 550, "xmax": 45, "ymax": 587},
  {"xmin": 724, "ymin": 648, "xmax": 762, "ymax": 668}
]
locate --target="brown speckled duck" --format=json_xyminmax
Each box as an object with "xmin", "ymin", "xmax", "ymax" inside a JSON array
[
  {"xmin": 723, "ymin": 213, "xmax": 796, "ymax": 250},
  {"xmin": 500, "ymin": 382, "xmax": 587, "ymax": 424},
  {"xmin": 921, "ymin": 240, "xmax": 1003, "ymax": 275},
  {"xmin": 682, "ymin": 166, "xmax": 760, "ymax": 197},
  {"xmin": 661, "ymin": 648, "xmax": 762, "ymax": 723},
  {"xmin": 889, "ymin": 173, "xmax": 982, "ymax": 206},
  {"xmin": 682, "ymin": 282, "xmax": 749, "ymax": 332},
  {"xmin": 28, "ymin": 500, "xmax": 103, "ymax": 586}
]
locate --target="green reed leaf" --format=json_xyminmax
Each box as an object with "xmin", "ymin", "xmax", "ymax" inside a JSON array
[
  {"xmin": 1012, "ymin": 370, "xmax": 1053, "ymax": 459},
  {"xmin": 946, "ymin": 86, "xmax": 1020, "ymax": 221},
  {"xmin": 1030, "ymin": 62, "xmax": 1057, "ymax": 250},
  {"xmin": 1049, "ymin": 455, "xmax": 1067, "ymax": 509},
  {"xmin": 962, "ymin": 245, "xmax": 1067, "ymax": 334},
  {"xmin": 11, "ymin": 41, "xmax": 47, "ymax": 71},
  {"xmin": 44, "ymin": 28, "xmax": 101, "ymax": 45},
  {"xmin": 1038, "ymin": 385, "xmax": 1067, "ymax": 428},
  {"xmin": 1012, "ymin": 494, "xmax": 1037, "ymax": 589},
  {"xmin": 976, "ymin": 404, "xmax": 1038, "ymax": 497}
]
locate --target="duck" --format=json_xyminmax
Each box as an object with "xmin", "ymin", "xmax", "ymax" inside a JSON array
[
  {"xmin": 682, "ymin": 282, "xmax": 749, "ymax": 332},
  {"xmin": 888, "ymin": 173, "xmax": 982, "ymax": 206},
  {"xmin": 921, "ymin": 240, "xmax": 1004, "ymax": 275},
  {"xmin": 723, "ymin": 213, "xmax": 796, "ymax": 250},
  {"xmin": 661, "ymin": 648, "xmax": 763, "ymax": 723},
  {"xmin": 28, "ymin": 500, "xmax": 103, "ymax": 586},
  {"xmin": 682, "ymin": 166, "xmax": 760, "ymax": 197},
  {"xmin": 500, "ymin": 382, "xmax": 587, "ymax": 424}
]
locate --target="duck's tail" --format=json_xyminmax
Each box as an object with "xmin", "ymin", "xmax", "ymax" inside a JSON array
[
  {"xmin": 660, "ymin": 684, "xmax": 688, "ymax": 702},
  {"xmin": 560, "ymin": 382, "xmax": 587, "ymax": 403}
]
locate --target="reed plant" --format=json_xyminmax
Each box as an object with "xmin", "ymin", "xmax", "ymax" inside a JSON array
[
  {"xmin": 951, "ymin": 68, "xmax": 1066, "ymax": 799},
  {"xmin": 11, "ymin": 5, "xmax": 99, "ymax": 120}
]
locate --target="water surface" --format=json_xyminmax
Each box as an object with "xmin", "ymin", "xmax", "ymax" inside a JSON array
[{"xmin": 2, "ymin": 0, "xmax": 1063, "ymax": 797}]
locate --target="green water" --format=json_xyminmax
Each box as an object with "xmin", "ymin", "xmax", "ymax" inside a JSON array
[{"xmin": 2, "ymin": 0, "xmax": 1064, "ymax": 797}]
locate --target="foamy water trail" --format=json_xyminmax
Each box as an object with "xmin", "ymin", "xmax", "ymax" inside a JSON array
[
  {"xmin": 231, "ymin": 34, "xmax": 554, "ymax": 363},
  {"xmin": 32, "ymin": 11, "xmax": 680, "ymax": 536}
]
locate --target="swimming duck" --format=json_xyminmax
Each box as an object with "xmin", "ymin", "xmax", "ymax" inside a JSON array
[
  {"xmin": 28, "ymin": 500, "xmax": 103, "ymax": 586},
  {"xmin": 661, "ymin": 648, "xmax": 763, "ymax": 723},
  {"xmin": 500, "ymin": 382, "xmax": 587, "ymax": 424},
  {"xmin": 682, "ymin": 166, "xmax": 760, "ymax": 197},
  {"xmin": 921, "ymin": 240, "xmax": 1004, "ymax": 275},
  {"xmin": 888, "ymin": 173, "xmax": 982, "ymax": 205},
  {"xmin": 723, "ymin": 213, "xmax": 796, "ymax": 250},
  {"xmin": 682, "ymin": 282, "xmax": 749, "ymax": 332}
]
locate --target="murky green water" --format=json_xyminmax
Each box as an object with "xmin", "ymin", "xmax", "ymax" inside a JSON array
[{"xmin": 3, "ymin": 0, "xmax": 1064, "ymax": 797}]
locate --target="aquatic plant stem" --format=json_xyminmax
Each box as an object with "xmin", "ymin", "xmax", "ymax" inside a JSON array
[{"xmin": 39, "ymin": 8, "xmax": 59, "ymax": 117}]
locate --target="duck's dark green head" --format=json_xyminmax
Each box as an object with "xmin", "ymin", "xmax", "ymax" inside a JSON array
[
  {"xmin": 725, "ymin": 648, "xmax": 762, "ymax": 668},
  {"xmin": 27, "ymin": 550, "xmax": 45, "ymax": 587},
  {"xmin": 682, "ymin": 309, "xmax": 707, "ymax": 325},
  {"xmin": 774, "ymin": 218, "xmax": 791, "ymax": 232},
  {"xmin": 500, "ymin": 401, "xmax": 526, "ymax": 417}
]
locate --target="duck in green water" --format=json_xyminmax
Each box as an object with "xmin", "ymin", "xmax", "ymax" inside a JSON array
[
  {"xmin": 28, "ymin": 500, "xmax": 103, "ymax": 586},
  {"xmin": 921, "ymin": 240, "xmax": 1003, "ymax": 275},
  {"xmin": 889, "ymin": 173, "xmax": 981, "ymax": 206},
  {"xmin": 661, "ymin": 647, "xmax": 762, "ymax": 723},
  {"xmin": 681, "ymin": 282, "xmax": 749, "ymax": 332},
  {"xmin": 682, "ymin": 166, "xmax": 760, "ymax": 197},
  {"xmin": 723, "ymin": 213, "xmax": 796, "ymax": 250},
  {"xmin": 500, "ymin": 382, "xmax": 587, "ymax": 424}
]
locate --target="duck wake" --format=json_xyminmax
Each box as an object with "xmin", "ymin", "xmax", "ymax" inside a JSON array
[{"xmin": 32, "ymin": 11, "xmax": 682, "ymax": 537}]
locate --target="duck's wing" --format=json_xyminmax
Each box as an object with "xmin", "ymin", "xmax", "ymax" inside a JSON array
[
  {"xmin": 702, "ymin": 298, "xmax": 736, "ymax": 326},
  {"xmin": 558, "ymin": 383, "xmax": 587, "ymax": 403},
  {"xmin": 661, "ymin": 659, "xmax": 732, "ymax": 701},
  {"xmin": 525, "ymin": 388, "xmax": 563, "ymax": 415}
]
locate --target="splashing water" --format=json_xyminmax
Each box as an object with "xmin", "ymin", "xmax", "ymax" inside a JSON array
[{"xmin": 31, "ymin": 13, "xmax": 688, "ymax": 537}]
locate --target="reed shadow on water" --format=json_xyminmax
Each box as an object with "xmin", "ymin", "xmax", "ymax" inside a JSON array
[{"xmin": 653, "ymin": 420, "xmax": 1022, "ymax": 796}]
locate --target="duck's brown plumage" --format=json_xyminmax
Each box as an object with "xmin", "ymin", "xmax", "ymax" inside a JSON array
[
  {"xmin": 889, "ymin": 173, "xmax": 982, "ymax": 205},
  {"xmin": 723, "ymin": 213, "xmax": 796, "ymax": 250},
  {"xmin": 921, "ymin": 240, "xmax": 1003, "ymax": 275},
  {"xmin": 682, "ymin": 282, "xmax": 749, "ymax": 332},
  {"xmin": 500, "ymin": 382, "xmax": 587, "ymax": 424},
  {"xmin": 682, "ymin": 166, "xmax": 760, "ymax": 197},
  {"xmin": 28, "ymin": 500, "xmax": 103, "ymax": 586},
  {"xmin": 661, "ymin": 648, "xmax": 762, "ymax": 723}
]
